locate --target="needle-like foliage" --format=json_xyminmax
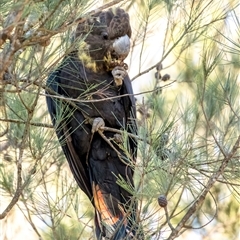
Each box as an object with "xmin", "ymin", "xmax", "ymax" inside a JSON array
[{"xmin": 0, "ymin": 0, "xmax": 239, "ymax": 239}]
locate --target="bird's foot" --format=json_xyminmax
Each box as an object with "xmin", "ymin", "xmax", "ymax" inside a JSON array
[
  {"xmin": 111, "ymin": 66, "xmax": 127, "ymax": 88},
  {"xmin": 114, "ymin": 133, "xmax": 123, "ymax": 143},
  {"xmin": 92, "ymin": 117, "xmax": 105, "ymax": 133}
]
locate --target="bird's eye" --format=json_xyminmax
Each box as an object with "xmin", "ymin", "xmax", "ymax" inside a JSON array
[{"xmin": 101, "ymin": 32, "xmax": 108, "ymax": 40}]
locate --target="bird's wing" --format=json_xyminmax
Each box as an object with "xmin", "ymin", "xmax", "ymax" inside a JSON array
[{"xmin": 46, "ymin": 68, "xmax": 92, "ymax": 200}]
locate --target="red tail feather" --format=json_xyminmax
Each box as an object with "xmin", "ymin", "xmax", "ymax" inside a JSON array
[{"xmin": 92, "ymin": 182, "xmax": 128, "ymax": 239}]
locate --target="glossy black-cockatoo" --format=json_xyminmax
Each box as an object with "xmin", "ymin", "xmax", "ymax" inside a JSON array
[{"xmin": 46, "ymin": 8, "xmax": 138, "ymax": 239}]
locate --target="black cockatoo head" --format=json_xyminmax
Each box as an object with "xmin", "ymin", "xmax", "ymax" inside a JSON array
[{"xmin": 75, "ymin": 8, "xmax": 131, "ymax": 72}]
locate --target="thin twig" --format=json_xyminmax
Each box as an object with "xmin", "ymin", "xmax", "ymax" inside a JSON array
[
  {"xmin": 0, "ymin": 118, "xmax": 53, "ymax": 128},
  {"xmin": 100, "ymin": 126, "xmax": 149, "ymax": 144},
  {"xmin": 0, "ymin": 117, "xmax": 151, "ymax": 145},
  {"xmin": 167, "ymin": 135, "xmax": 240, "ymax": 239},
  {"xmin": 42, "ymin": 80, "xmax": 176, "ymax": 103},
  {"xmin": 0, "ymin": 81, "xmax": 41, "ymax": 220},
  {"xmin": 97, "ymin": 130, "xmax": 130, "ymax": 166}
]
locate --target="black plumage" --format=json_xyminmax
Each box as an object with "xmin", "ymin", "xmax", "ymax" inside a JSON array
[{"xmin": 46, "ymin": 8, "xmax": 138, "ymax": 239}]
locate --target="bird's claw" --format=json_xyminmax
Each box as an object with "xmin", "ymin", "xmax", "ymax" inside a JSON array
[
  {"xmin": 114, "ymin": 133, "xmax": 123, "ymax": 143},
  {"xmin": 92, "ymin": 117, "xmax": 105, "ymax": 133},
  {"xmin": 112, "ymin": 66, "xmax": 127, "ymax": 88}
]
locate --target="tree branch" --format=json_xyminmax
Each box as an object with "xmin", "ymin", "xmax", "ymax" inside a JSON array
[{"xmin": 167, "ymin": 135, "xmax": 240, "ymax": 239}]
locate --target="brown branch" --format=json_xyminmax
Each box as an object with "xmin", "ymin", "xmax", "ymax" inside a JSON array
[
  {"xmin": 17, "ymin": 196, "xmax": 43, "ymax": 238},
  {"xmin": 0, "ymin": 84, "xmax": 41, "ymax": 220},
  {"xmin": 0, "ymin": 118, "xmax": 53, "ymax": 128},
  {"xmin": 3, "ymin": 78, "xmax": 175, "ymax": 103},
  {"xmin": 100, "ymin": 126, "xmax": 149, "ymax": 144},
  {"xmin": 0, "ymin": 3, "xmax": 26, "ymax": 47},
  {"xmin": 0, "ymin": 159, "xmax": 38, "ymax": 219},
  {"xmin": 97, "ymin": 130, "xmax": 130, "ymax": 166},
  {"xmin": 42, "ymin": 80, "xmax": 176, "ymax": 104},
  {"xmin": 0, "ymin": 117, "xmax": 149, "ymax": 146}
]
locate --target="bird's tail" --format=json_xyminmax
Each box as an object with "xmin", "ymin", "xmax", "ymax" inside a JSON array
[{"xmin": 92, "ymin": 183, "xmax": 135, "ymax": 239}]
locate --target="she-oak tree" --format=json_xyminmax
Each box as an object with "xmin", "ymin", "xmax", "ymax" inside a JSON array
[{"xmin": 0, "ymin": 0, "xmax": 239, "ymax": 239}]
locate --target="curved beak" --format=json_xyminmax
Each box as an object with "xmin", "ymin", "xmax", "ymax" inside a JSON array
[{"xmin": 112, "ymin": 35, "xmax": 130, "ymax": 60}]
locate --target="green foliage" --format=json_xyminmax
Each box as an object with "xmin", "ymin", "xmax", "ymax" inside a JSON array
[{"xmin": 0, "ymin": 0, "xmax": 239, "ymax": 239}]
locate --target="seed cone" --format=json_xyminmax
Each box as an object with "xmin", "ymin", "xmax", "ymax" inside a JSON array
[{"xmin": 158, "ymin": 195, "xmax": 168, "ymax": 207}]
